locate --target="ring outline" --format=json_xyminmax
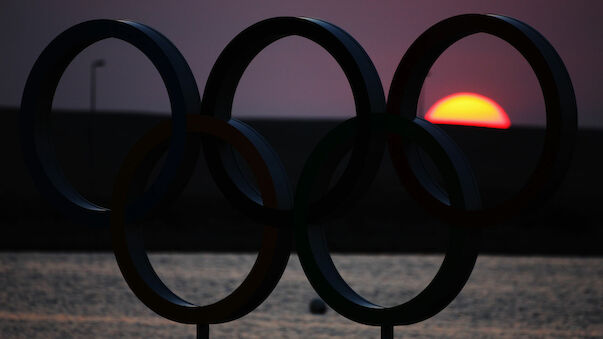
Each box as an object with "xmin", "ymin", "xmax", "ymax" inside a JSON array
[
  {"xmin": 20, "ymin": 19, "xmax": 201, "ymax": 226},
  {"xmin": 294, "ymin": 113, "xmax": 481, "ymax": 326},
  {"xmin": 110, "ymin": 115, "xmax": 291, "ymax": 324},
  {"xmin": 387, "ymin": 14, "xmax": 577, "ymax": 225},
  {"xmin": 200, "ymin": 16, "xmax": 387, "ymax": 225}
]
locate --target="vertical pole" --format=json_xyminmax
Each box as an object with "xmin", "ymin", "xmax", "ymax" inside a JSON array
[
  {"xmin": 90, "ymin": 66, "xmax": 96, "ymax": 113},
  {"xmin": 90, "ymin": 59, "xmax": 105, "ymax": 112},
  {"xmin": 381, "ymin": 325, "xmax": 394, "ymax": 339},
  {"xmin": 88, "ymin": 59, "xmax": 104, "ymax": 197},
  {"xmin": 197, "ymin": 324, "xmax": 209, "ymax": 339},
  {"xmin": 88, "ymin": 64, "xmax": 96, "ymax": 195}
]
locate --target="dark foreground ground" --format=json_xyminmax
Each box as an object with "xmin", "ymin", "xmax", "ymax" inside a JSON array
[
  {"xmin": 1, "ymin": 108, "xmax": 602, "ymax": 254},
  {"xmin": 1, "ymin": 252, "xmax": 601, "ymax": 338}
]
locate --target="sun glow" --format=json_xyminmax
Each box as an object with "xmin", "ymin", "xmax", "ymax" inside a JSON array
[{"xmin": 425, "ymin": 92, "xmax": 511, "ymax": 129}]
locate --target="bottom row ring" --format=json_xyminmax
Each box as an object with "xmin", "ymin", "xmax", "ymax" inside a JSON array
[{"xmin": 110, "ymin": 114, "xmax": 482, "ymax": 327}]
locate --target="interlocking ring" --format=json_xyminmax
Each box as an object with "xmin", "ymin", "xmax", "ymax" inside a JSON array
[
  {"xmin": 294, "ymin": 113, "xmax": 481, "ymax": 326},
  {"xmin": 21, "ymin": 13, "xmax": 576, "ymax": 338},
  {"xmin": 387, "ymin": 14, "xmax": 577, "ymax": 225},
  {"xmin": 111, "ymin": 115, "xmax": 291, "ymax": 325},
  {"xmin": 20, "ymin": 19, "xmax": 201, "ymax": 227},
  {"xmin": 200, "ymin": 16, "xmax": 387, "ymax": 226}
]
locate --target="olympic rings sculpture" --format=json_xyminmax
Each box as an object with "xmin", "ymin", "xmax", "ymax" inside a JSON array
[{"xmin": 20, "ymin": 14, "xmax": 576, "ymax": 338}]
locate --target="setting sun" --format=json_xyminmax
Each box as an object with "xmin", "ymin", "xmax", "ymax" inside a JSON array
[{"xmin": 425, "ymin": 92, "xmax": 511, "ymax": 129}]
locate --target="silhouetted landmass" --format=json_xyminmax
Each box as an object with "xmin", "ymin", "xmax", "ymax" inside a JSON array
[{"xmin": 1, "ymin": 107, "xmax": 601, "ymax": 254}]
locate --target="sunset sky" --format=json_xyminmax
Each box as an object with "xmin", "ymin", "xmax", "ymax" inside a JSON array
[{"xmin": 1, "ymin": 0, "xmax": 601, "ymax": 127}]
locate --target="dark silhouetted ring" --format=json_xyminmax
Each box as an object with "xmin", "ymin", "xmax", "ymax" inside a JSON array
[
  {"xmin": 111, "ymin": 115, "xmax": 291, "ymax": 324},
  {"xmin": 387, "ymin": 14, "xmax": 577, "ymax": 225},
  {"xmin": 294, "ymin": 113, "xmax": 481, "ymax": 326},
  {"xmin": 20, "ymin": 19, "xmax": 200, "ymax": 226},
  {"xmin": 200, "ymin": 17, "xmax": 387, "ymax": 226},
  {"xmin": 20, "ymin": 14, "xmax": 577, "ymax": 337}
]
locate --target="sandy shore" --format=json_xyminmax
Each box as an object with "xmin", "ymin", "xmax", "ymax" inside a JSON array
[{"xmin": 0, "ymin": 253, "xmax": 601, "ymax": 338}]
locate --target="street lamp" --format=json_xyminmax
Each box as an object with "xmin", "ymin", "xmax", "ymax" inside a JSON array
[
  {"xmin": 88, "ymin": 59, "xmax": 105, "ymax": 198},
  {"xmin": 90, "ymin": 59, "xmax": 105, "ymax": 112}
]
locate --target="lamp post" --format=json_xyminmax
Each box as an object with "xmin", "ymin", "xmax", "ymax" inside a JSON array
[
  {"xmin": 88, "ymin": 59, "xmax": 105, "ymax": 198},
  {"xmin": 90, "ymin": 59, "xmax": 105, "ymax": 112}
]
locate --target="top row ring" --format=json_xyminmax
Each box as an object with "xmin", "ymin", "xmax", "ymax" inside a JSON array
[{"xmin": 20, "ymin": 14, "xmax": 576, "ymax": 228}]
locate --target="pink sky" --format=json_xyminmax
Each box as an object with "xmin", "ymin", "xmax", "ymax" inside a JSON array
[{"xmin": 1, "ymin": 0, "xmax": 601, "ymax": 126}]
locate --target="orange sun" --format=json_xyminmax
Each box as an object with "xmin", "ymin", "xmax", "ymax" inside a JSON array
[{"xmin": 425, "ymin": 92, "xmax": 511, "ymax": 129}]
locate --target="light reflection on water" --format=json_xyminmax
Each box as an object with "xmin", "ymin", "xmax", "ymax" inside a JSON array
[{"xmin": 0, "ymin": 253, "xmax": 601, "ymax": 338}]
